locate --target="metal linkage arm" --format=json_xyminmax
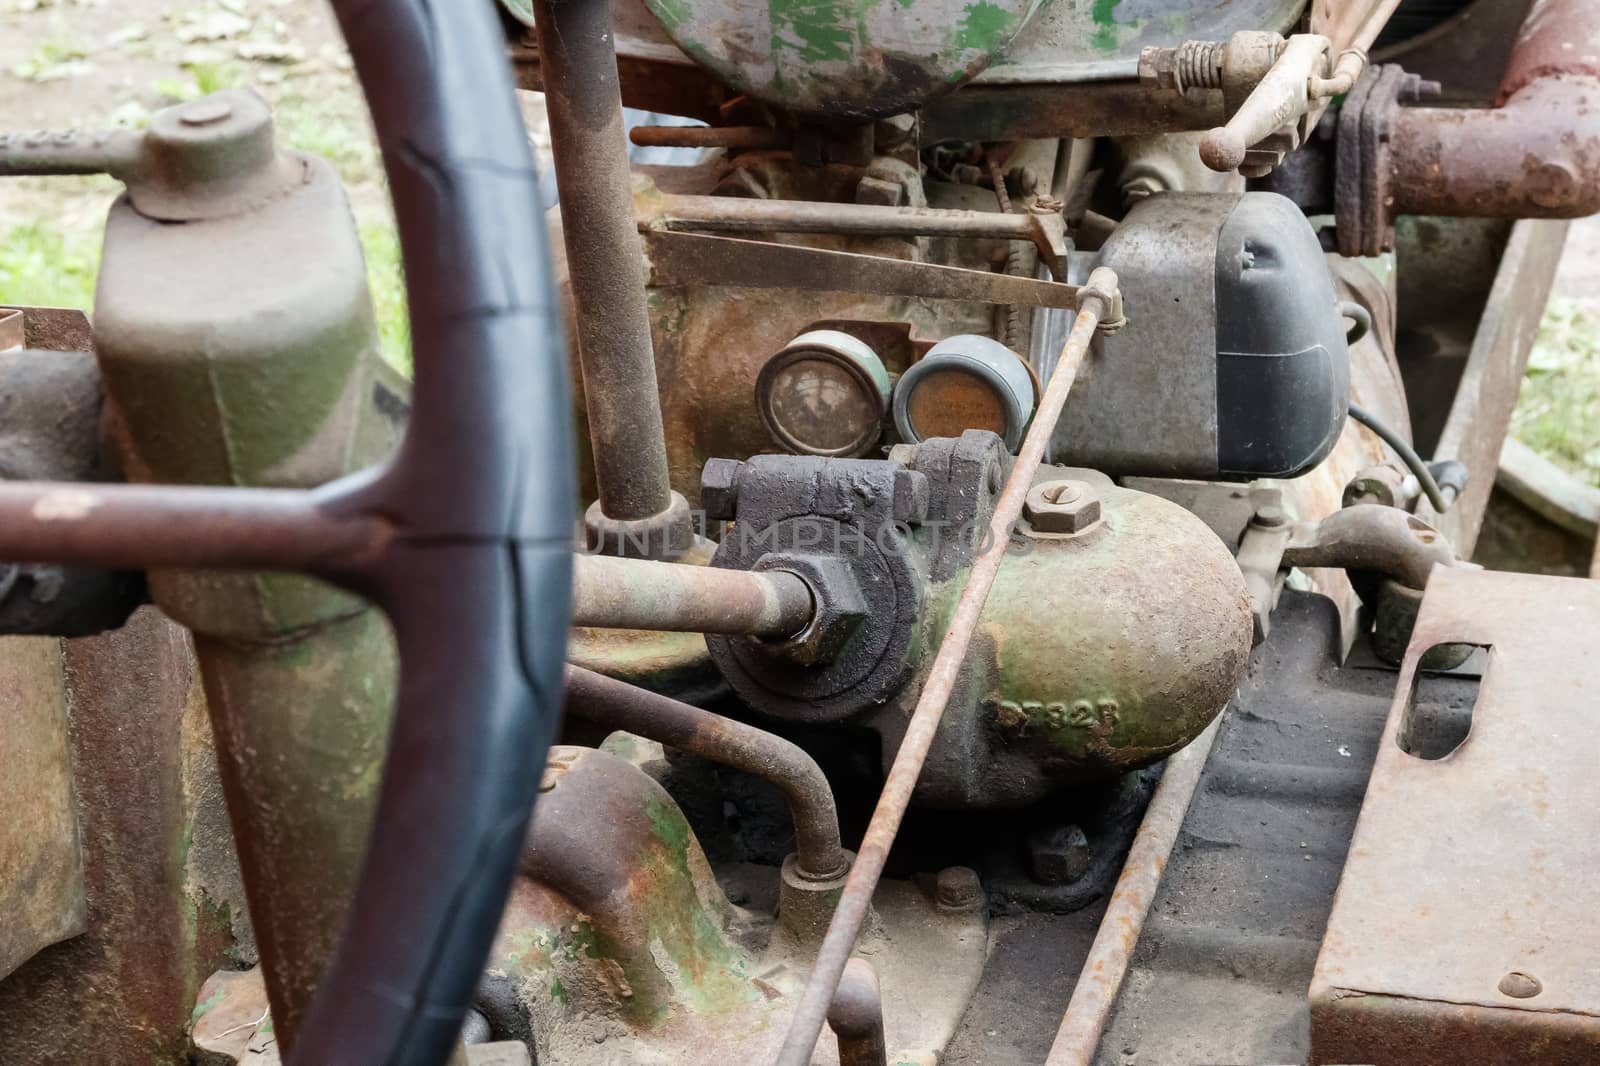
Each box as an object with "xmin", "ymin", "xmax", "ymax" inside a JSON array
[{"xmin": 772, "ymin": 268, "xmax": 1123, "ymax": 1066}]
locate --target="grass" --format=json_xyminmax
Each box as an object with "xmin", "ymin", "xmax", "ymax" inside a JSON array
[
  {"xmin": 1510, "ymin": 297, "xmax": 1600, "ymax": 487},
  {"xmin": 0, "ymin": 219, "xmax": 101, "ymax": 308}
]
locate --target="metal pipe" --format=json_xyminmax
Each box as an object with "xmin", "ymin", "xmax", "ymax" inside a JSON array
[
  {"xmin": 828, "ymin": 958, "xmax": 888, "ymax": 1066},
  {"xmin": 571, "ymin": 554, "xmax": 814, "ymax": 638},
  {"xmin": 531, "ymin": 0, "xmax": 678, "ymax": 528},
  {"xmin": 1042, "ymin": 712, "xmax": 1224, "ymax": 1066},
  {"xmin": 1390, "ymin": 0, "xmax": 1600, "ymax": 221},
  {"xmin": 0, "ymin": 481, "xmax": 387, "ymax": 575},
  {"xmin": 773, "ymin": 267, "xmax": 1120, "ymax": 1066},
  {"xmin": 629, "ymin": 126, "xmax": 789, "ymax": 150},
  {"xmin": 564, "ymin": 665, "xmax": 847, "ymax": 879}
]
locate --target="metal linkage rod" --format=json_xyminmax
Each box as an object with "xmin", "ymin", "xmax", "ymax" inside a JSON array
[
  {"xmin": 773, "ymin": 267, "xmax": 1121, "ymax": 1066},
  {"xmin": 571, "ymin": 553, "xmax": 814, "ymax": 638},
  {"xmin": 0, "ymin": 480, "xmax": 387, "ymax": 575},
  {"xmin": 1043, "ymin": 713, "xmax": 1223, "ymax": 1066}
]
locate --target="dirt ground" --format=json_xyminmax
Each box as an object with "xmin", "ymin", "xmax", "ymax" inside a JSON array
[{"xmin": 1, "ymin": 0, "xmax": 1596, "ymax": 481}]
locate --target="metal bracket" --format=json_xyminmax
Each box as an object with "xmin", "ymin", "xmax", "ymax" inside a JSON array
[{"xmin": 645, "ymin": 231, "xmax": 1088, "ymax": 309}]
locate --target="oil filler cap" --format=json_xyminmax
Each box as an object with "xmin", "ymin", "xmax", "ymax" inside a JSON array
[
  {"xmin": 892, "ymin": 335, "xmax": 1037, "ymax": 452},
  {"xmin": 756, "ymin": 330, "xmax": 891, "ymax": 458}
]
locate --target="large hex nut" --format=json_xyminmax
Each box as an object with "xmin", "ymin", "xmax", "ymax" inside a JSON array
[
  {"xmin": 1023, "ymin": 479, "xmax": 1101, "ymax": 535},
  {"xmin": 699, "ymin": 458, "xmax": 744, "ymax": 521},
  {"xmin": 750, "ymin": 553, "xmax": 868, "ymax": 666}
]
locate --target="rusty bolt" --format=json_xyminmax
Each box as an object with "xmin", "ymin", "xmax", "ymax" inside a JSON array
[
  {"xmin": 177, "ymin": 97, "xmax": 233, "ymax": 127},
  {"xmin": 1027, "ymin": 823, "xmax": 1091, "ymax": 885},
  {"xmin": 1498, "ymin": 971, "xmax": 1542, "ymax": 999},
  {"xmin": 700, "ymin": 458, "xmax": 743, "ymax": 521},
  {"xmin": 1252, "ymin": 504, "xmax": 1288, "ymax": 529},
  {"xmin": 891, "ymin": 466, "xmax": 929, "ymax": 524},
  {"xmin": 934, "ymin": 866, "xmax": 983, "ymax": 912},
  {"xmin": 1024, "ymin": 480, "xmax": 1101, "ymax": 535},
  {"xmin": 855, "ymin": 175, "xmax": 905, "ymax": 207}
]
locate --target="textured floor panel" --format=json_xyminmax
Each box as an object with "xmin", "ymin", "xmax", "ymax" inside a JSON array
[{"xmin": 945, "ymin": 590, "xmax": 1417, "ymax": 1065}]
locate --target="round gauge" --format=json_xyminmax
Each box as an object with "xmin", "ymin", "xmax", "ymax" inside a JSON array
[
  {"xmin": 756, "ymin": 331, "xmax": 891, "ymax": 459},
  {"xmin": 893, "ymin": 335, "xmax": 1037, "ymax": 451}
]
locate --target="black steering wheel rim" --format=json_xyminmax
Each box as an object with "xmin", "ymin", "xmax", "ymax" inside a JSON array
[{"xmin": 286, "ymin": 0, "xmax": 574, "ymax": 1062}]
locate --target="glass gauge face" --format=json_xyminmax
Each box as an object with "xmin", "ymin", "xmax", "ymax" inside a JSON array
[{"xmin": 765, "ymin": 357, "xmax": 881, "ymax": 454}]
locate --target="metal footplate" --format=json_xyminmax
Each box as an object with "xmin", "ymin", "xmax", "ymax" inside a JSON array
[{"xmin": 1312, "ymin": 566, "xmax": 1600, "ymax": 1064}]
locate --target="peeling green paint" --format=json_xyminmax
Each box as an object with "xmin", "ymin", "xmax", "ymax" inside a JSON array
[
  {"xmin": 953, "ymin": 1, "xmax": 1013, "ymax": 54},
  {"xmin": 1090, "ymin": 0, "xmax": 1120, "ymax": 51},
  {"xmin": 189, "ymin": 987, "xmax": 225, "ymax": 1026},
  {"xmin": 770, "ymin": 0, "xmax": 857, "ymax": 65}
]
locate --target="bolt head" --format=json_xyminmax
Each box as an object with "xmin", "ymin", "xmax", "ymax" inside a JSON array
[
  {"xmin": 934, "ymin": 865, "xmax": 983, "ymax": 911},
  {"xmin": 1027, "ymin": 824, "xmax": 1091, "ymax": 885},
  {"xmin": 855, "ymin": 175, "xmax": 905, "ymax": 207},
  {"xmin": 1024, "ymin": 479, "xmax": 1101, "ymax": 535},
  {"xmin": 699, "ymin": 458, "xmax": 743, "ymax": 521},
  {"xmin": 1252, "ymin": 504, "xmax": 1288, "ymax": 528},
  {"xmin": 177, "ymin": 97, "xmax": 234, "ymax": 127}
]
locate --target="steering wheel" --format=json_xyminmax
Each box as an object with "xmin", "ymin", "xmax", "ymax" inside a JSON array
[{"xmin": 0, "ymin": 0, "xmax": 575, "ymax": 1062}]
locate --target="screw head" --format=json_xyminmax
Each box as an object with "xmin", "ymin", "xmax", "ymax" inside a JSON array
[
  {"xmin": 1252, "ymin": 504, "xmax": 1288, "ymax": 528},
  {"xmin": 1024, "ymin": 479, "xmax": 1101, "ymax": 535},
  {"xmin": 933, "ymin": 866, "xmax": 983, "ymax": 912},
  {"xmin": 1027, "ymin": 824, "xmax": 1092, "ymax": 885},
  {"xmin": 177, "ymin": 97, "xmax": 234, "ymax": 127},
  {"xmin": 1498, "ymin": 971, "xmax": 1542, "ymax": 999}
]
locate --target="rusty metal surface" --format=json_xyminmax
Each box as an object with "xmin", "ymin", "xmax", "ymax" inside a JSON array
[
  {"xmin": 1337, "ymin": 0, "xmax": 1600, "ymax": 254},
  {"xmin": 0, "ymin": 608, "xmax": 242, "ymax": 1066},
  {"xmin": 2, "ymin": 305, "xmax": 93, "ymax": 353},
  {"xmin": 630, "ymin": 125, "xmax": 788, "ymax": 150},
  {"xmin": 0, "ymin": 636, "xmax": 85, "ymax": 980},
  {"xmin": 1311, "ymin": 565, "xmax": 1600, "ymax": 1064},
  {"xmin": 1281, "ymin": 505, "xmax": 1458, "ymax": 590},
  {"xmin": 921, "ymin": 79, "xmax": 1225, "ymax": 143},
  {"xmin": 1417, "ymin": 219, "xmax": 1568, "ymax": 556},
  {"xmin": 829, "ymin": 959, "xmax": 888, "ymax": 1066},
  {"xmin": 0, "ymin": 308, "xmax": 21, "ymax": 352},
  {"xmin": 646, "ymin": 231, "xmax": 1083, "ymax": 309},
  {"xmin": 1043, "ymin": 712, "xmax": 1225, "ymax": 1066},
  {"xmin": 563, "ymin": 665, "xmax": 846, "ymax": 878},
  {"xmin": 647, "ymin": 193, "xmax": 1071, "ymax": 268},
  {"xmin": 572, "ymin": 553, "xmax": 814, "ymax": 637},
  {"xmin": 532, "ymin": 0, "xmax": 681, "ymax": 539},
  {"xmin": 773, "ymin": 272, "xmax": 1118, "ymax": 1066}
]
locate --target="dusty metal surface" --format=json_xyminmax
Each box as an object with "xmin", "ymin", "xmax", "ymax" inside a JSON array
[
  {"xmin": 563, "ymin": 665, "xmax": 846, "ymax": 879},
  {"xmin": 1312, "ymin": 565, "xmax": 1600, "ymax": 1064},
  {"xmin": 636, "ymin": 0, "xmax": 1044, "ymax": 117},
  {"xmin": 0, "ymin": 609, "xmax": 243, "ymax": 1066},
  {"xmin": 533, "ymin": 0, "xmax": 687, "ymax": 555},
  {"xmin": 1043, "ymin": 712, "xmax": 1225, "ymax": 1066},
  {"xmin": 0, "ymin": 636, "xmax": 85, "ymax": 980},
  {"xmin": 572, "ymin": 553, "xmax": 814, "ymax": 637},
  {"xmin": 773, "ymin": 272, "xmax": 1118, "ymax": 1066},
  {"xmin": 497, "ymin": 744, "xmax": 987, "ymax": 1065},
  {"xmin": 1417, "ymin": 218, "xmax": 1568, "ymax": 556},
  {"xmin": 0, "ymin": 305, "xmax": 93, "ymax": 353},
  {"xmin": 937, "ymin": 590, "xmax": 1407, "ymax": 1063}
]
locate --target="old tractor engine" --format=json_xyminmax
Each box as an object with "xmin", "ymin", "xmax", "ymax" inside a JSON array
[{"xmin": 2, "ymin": 0, "xmax": 1600, "ymax": 1064}]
